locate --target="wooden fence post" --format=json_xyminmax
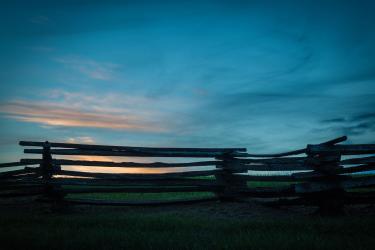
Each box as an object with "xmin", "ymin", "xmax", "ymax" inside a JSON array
[
  {"xmin": 41, "ymin": 141, "xmax": 53, "ymax": 180},
  {"xmin": 41, "ymin": 141, "xmax": 53, "ymax": 200},
  {"xmin": 214, "ymin": 155, "xmax": 247, "ymax": 201},
  {"xmin": 42, "ymin": 141, "xmax": 66, "ymax": 209},
  {"xmin": 306, "ymin": 149, "xmax": 346, "ymax": 215}
]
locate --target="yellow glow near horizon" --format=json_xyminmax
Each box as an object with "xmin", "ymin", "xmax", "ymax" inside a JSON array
[{"xmin": 59, "ymin": 155, "xmax": 205, "ymax": 174}]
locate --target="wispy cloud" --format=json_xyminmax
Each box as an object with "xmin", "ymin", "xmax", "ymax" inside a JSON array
[
  {"xmin": 0, "ymin": 94, "xmax": 165, "ymax": 132},
  {"xmin": 55, "ymin": 56, "xmax": 120, "ymax": 81},
  {"xmin": 47, "ymin": 89, "xmax": 155, "ymax": 114},
  {"xmin": 66, "ymin": 136, "xmax": 95, "ymax": 144},
  {"xmin": 318, "ymin": 113, "xmax": 375, "ymax": 138}
]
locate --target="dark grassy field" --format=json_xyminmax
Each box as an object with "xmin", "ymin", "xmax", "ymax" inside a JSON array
[
  {"xmin": 1, "ymin": 191, "xmax": 375, "ymax": 250},
  {"xmin": 1, "ymin": 208, "xmax": 375, "ymax": 250},
  {"xmin": 1, "ymin": 180, "xmax": 375, "ymax": 250},
  {"xmin": 67, "ymin": 192, "xmax": 216, "ymax": 202}
]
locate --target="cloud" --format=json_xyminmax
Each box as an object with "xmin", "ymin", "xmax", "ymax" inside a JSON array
[
  {"xmin": 47, "ymin": 89, "xmax": 154, "ymax": 113},
  {"xmin": 66, "ymin": 136, "xmax": 95, "ymax": 144},
  {"xmin": 0, "ymin": 98, "xmax": 165, "ymax": 132},
  {"xmin": 353, "ymin": 113, "xmax": 375, "ymax": 122},
  {"xmin": 318, "ymin": 112, "xmax": 375, "ymax": 138},
  {"xmin": 55, "ymin": 56, "xmax": 120, "ymax": 80}
]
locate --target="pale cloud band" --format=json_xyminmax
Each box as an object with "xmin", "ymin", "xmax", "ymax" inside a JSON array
[
  {"xmin": 0, "ymin": 98, "xmax": 165, "ymax": 132},
  {"xmin": 55, "ymin": 56, "xmax": 120, "ymax": 81}
]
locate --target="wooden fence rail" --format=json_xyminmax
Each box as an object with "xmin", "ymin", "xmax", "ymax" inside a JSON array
[{"xmin": 1, "ymin": 135, "xmax": 375, "ymax": 214}]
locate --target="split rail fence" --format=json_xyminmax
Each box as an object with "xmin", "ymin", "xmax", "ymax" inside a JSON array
[{"xmin": 1, "ymin": 136, "xmax": 375, "ymax": 212}]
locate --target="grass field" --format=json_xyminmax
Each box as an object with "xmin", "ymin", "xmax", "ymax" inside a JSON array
[
  {"xmin": 67, "ymin": 191, "xmax": 216, "ymax": 200},
  {"xmin": 61, "ymin": 180, "xmax": 290, "ymax": 201},
  {"xmin": 1, "ymin": 180, "xmax": 375, "ymax": 250},
  {"xmin": 1, "ymin": 203, "xmax": 375, "ymax": 250}
]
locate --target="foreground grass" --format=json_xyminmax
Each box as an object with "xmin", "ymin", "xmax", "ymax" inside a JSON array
[
  {"xmin": 1, "ymin": 179, "xmax": 375, "ymax": 250},
  {"xmin": 60, "ymin": 179, "xmax": 290, "ymax": 201},
  {"xmin": 0, "ymin": 207, "xmax": 375, "ymax": 250},
  {"xmin": 68, "ymin": 191, "xmax": 215, "ymax": 200},
  {"xmin": 64, "ymin": 180, "xmax": 291, "ymax": 201}
]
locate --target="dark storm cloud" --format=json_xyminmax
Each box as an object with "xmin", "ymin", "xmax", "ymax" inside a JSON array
[
  {"xmin": 318, "ymin": 112, "xmax": 375, "ymax": 139},
  {"xmin": 322, "ymin": 113, "xmax": 375, "ymax": 125}
]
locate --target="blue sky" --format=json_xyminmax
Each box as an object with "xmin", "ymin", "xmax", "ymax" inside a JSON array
[{"xmin": 0, "ymin": 0, "xmax": 374, "ymax": 163}]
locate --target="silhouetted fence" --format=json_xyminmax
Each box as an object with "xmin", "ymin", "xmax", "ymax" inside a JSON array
[{"xmin": 1, "ymin": 136, "xmax": 374, "ymax": 213}]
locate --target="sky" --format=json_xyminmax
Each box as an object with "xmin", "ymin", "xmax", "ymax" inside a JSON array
[{"xmin": 0, "ymin": 0, "xmax": 374, "ymax": 164}]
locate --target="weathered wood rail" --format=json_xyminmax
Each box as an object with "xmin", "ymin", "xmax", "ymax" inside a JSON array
[{"xmin": 1, "ymin": 136, "xmax": 375, "ymax": 213}]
